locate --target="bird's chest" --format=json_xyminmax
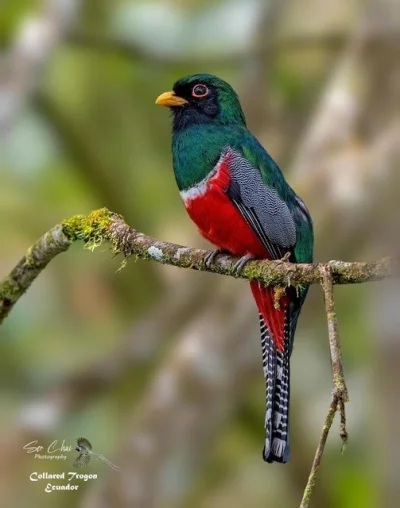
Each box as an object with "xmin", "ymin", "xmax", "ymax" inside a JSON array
[{"xmin": 180, "ymin": 157, "xmax": 266, "ymax": 257}]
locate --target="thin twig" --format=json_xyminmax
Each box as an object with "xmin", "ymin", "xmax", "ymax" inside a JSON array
[
  {"xmin": 0, "ymin": 208, "xmax": 393, "ymax": 324},
  {"xmin": 300, "ymin": 396, "xmax": 339, "ymax": 508},
  {"xmin": 300, "ymin": 266, "xmax": 349, "ymax": 507},
  {"xmin": 321, "ymin": 266, "xmax": 349, "ymax": 440}
]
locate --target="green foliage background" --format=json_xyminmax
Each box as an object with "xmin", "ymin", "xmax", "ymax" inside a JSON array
[{"xmin": 1, "ymin": 0, "xmax": 397, "ymax": 507}]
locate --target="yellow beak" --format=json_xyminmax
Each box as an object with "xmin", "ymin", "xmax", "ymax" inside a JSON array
[{"xmin": 155, "ymin": 91, "xmax": 188, "ymax": 107}]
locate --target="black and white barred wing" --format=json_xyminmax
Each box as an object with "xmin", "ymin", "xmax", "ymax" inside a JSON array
[{"xmin": 225, "ymin": 147, "xmax": 297, "ymax": 261}]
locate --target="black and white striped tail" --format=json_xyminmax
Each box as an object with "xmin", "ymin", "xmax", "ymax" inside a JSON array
[{"xmin": 259, "ymin": 313, "xmax": 291, "ymax": 463}]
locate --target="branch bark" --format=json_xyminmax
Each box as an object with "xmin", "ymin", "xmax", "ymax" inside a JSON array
[
  {"xmin": 0, "ymin": 208, "xmax": 392, "ymax": 324},
  {"xmin": 300, "ymin": 266, "xmax": 349, "ymax": 508}
]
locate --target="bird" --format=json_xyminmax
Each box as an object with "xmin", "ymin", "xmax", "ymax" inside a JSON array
[
  {"xmin": 72, "ymin": 437, "xmax": 120, "ymax": 471},
  {"xmin": 155, "ymin": 74, "xmax": 314, "ymax": 463}
]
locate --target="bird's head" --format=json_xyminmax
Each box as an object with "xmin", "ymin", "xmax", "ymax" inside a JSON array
[{"xmin": 155, "ymin": 74, "xmax": 246, "ymax": 131}]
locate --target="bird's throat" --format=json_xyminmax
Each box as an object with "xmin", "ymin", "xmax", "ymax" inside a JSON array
[{"xmin": 172, "ymin": 124, "xmax": 237, "ymax": 192}]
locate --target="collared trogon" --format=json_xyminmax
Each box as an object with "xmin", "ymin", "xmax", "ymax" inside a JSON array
[{"xmin": 156, "ymin": 74, "xmax": 314, "ymax": 463}]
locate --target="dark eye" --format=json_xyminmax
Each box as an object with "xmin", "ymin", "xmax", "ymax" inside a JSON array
[{"xmin": 192, "ymin": 84, "xmax": 209, "ymax": 98}]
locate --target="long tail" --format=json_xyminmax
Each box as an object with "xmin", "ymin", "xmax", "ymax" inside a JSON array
[
  {"xmin": 258, "ymin": 312, "xmax": 277, "ymax": 459},
  {"xmin": 269, "ymin": 337, "xmax": 290, "ymax": 463},
  {"xmin": 251, "ymin": 282, "xmax": 298, "ymax": 464}
]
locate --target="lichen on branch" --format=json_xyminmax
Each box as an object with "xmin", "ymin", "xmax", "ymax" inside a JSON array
[
  {"xmin": 0, "ymin": 225, "xmax": 70, "ymax": 321},
  {"xmin": 64, "ymin": 209, "xmax": 392, "ymax": 287},
  {"xmin": 0, "ymin": 207, "xmax": 392, "ymax": 324}
]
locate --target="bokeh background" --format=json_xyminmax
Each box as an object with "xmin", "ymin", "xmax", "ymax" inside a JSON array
[{"xmin": 0, "ymin": 0, "xmax": 399, "ymax": 507}]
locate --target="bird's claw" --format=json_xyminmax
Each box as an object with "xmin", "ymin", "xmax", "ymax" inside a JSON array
[
  {"xmin": 204, "ymin": 248, "xmax": 225, "ymax": 268},
  {"xmin": 279, "ymin": 251, "xmax": 291, "ymax": 263},
  {"xmin": 232, "ymin": 254, "xmax": 256, "ymax": 275}
]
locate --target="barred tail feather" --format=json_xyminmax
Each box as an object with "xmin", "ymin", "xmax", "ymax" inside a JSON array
[
  {"xmin": 259, "ymin": 307, "xmax": 292, "ymax": 464},
  {"xmin": 251, "ymin": 283, "xmax": 298, "ymax": 464},
  {"xmin": 267, "ymin": 349, "xmax": 291, "ymax": 463},
  {"xmin": 259, "ymin": 314, "xmax": 276, "ymax": 461},
  {"xmin": 259, "ymin": 323, "xmax": 291, "ymax": 463}
]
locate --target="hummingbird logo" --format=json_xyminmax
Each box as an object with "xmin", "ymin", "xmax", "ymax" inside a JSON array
[{"xmin": 72, "ymin": 438, "xmax": 120, "ymax": 471}]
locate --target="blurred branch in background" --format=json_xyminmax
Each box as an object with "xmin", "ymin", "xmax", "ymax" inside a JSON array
[
  {"xmin": 67, "ymin": 30, "xmax": 348, "ymax": 65},
  {"xmin": 0, "ymin": 279, "xmax": 214, "ymax": 506},
  {"xmin": 0, "ymin": 0, "xmax": 80, "ymax": 135},
  {"xmin": 83, "ymin": 289, "xmax": 257, "ymax": 508},
  {"xmin": 241, "ymin": 0, "xmax": 289, "ymax": 132},
  {"xmin": 290, "ymin": 2, "xmax": 399, "ymax": 234},
  {"xmin": 35, "ymin": 92, "xmax": 135, "ymax": 221},
  {"xmin": 20, "ymin": 279, "xmax": 212, "ymax": 428}
]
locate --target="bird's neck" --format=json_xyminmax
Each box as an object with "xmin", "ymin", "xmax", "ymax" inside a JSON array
[{"xmin": 172, "ymin": 124, "xmax": 241, "ymax": 191}]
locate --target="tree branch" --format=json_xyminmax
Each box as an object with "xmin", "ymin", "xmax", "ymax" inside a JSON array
[
  {"xmin": 0, "ymin": 208, "xmax": 392, "ymax": 324},
  {"xmin": 300, "ymin": 266, "xmax": 349, "ymax": 508}
]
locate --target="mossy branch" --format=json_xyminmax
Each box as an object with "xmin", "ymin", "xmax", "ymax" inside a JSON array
[{"xmin": 0, "ymin": 207, "xmax": 392, "ymax": 324}]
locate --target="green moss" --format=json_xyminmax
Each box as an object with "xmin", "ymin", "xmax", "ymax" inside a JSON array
[
  {"xmin": 159, "ymin": 252, "xmax": 171, "ymax": 264},
  {"xmin": 62, "ymin": 208, "xmax": 115, "ymax": 251},
  {"xmin": 24, "ymin": 246, "xmax": 36, "ymax": 267},
  {"xmin": 0, "ymin": 275, "xmax": 20, "ymax": 301},
  {"xmin": 333, "ymin": 373, "xmax": 349, "ymax": 400},
  {"xmin": 244, "ymin": 263, "xmax": 273, "ymax": 284}
]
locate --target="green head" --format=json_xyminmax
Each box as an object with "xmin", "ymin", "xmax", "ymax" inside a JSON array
[{"xmin": 156, "ymin": 74, "xmax": 246, "ymax": 132}]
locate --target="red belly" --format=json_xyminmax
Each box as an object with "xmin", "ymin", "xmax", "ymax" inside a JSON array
[
  {"xmin": 183, "ymin": 164, "xmax": 268, "ymax": 259},
  {"xmin": 183, "ymin": 159, "xmax": 284, "ymax": 352}
]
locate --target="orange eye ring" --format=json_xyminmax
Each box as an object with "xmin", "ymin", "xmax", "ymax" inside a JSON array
[{"xmin": 192, "ymin": 84, "xmax": 209, "ymax": 98}]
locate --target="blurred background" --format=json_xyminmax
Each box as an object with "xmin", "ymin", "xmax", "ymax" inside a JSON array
[{"xmin": 0, "ymin": 0, "xmax": 399, "ymax": 507}]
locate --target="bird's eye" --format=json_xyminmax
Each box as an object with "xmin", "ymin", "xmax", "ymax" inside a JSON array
[{"xmin": 192, "ymin": 84, "xmax": 209, "ymax": 98}]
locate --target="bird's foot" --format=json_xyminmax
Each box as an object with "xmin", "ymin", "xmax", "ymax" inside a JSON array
[
  {"xmin": 232, "ymin": 254, "xmax": 257, "ymax": 276},
  {"xmin": 278, "ymin": 251, "xmax": 291, "ymax": 263},
  {"xmin": 203, "ymin": 248, "xmax": 226, "ymax": 269}
]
